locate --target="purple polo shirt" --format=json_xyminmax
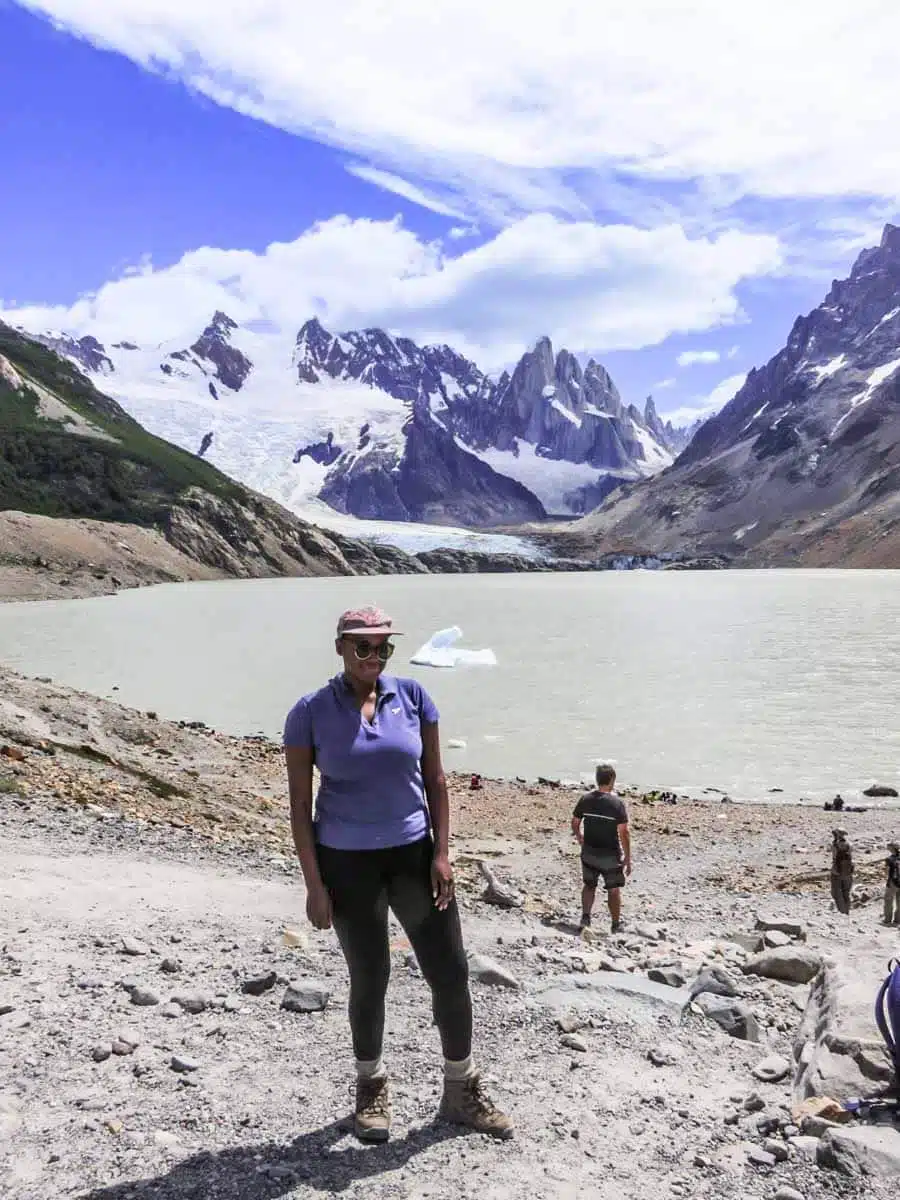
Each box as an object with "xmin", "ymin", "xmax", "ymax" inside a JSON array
[{"xmin": 283, "ymin": 674, "xmax": 440, "ymax": 851}]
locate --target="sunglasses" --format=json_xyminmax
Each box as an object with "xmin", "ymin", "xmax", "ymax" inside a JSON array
[{"xmin": 345, "ymin": 638, "xmax": 395, "ymax": 663}]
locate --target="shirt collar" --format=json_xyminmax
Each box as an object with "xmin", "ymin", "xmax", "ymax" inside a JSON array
[{"xmin": 333, "ymin": 673, "xmax": 398, "ymax": 703}]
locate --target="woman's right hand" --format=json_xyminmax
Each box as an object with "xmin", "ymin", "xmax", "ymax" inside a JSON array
[{"xmin": 306, "ymin": 882, "xmax": 333, "ymax": 930}]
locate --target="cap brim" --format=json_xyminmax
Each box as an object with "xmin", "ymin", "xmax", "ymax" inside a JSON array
[{"xmin": 341, "ymin": 627, "xmax": 402, "ymax": 636}]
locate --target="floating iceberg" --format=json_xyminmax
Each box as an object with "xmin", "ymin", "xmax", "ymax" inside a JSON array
[{"xmin": 409, "ymin": 626, "xmax": 497, "ymax": 669}]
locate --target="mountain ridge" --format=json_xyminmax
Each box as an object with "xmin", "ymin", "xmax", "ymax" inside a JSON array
[
  {"xmin": 24, "ymin": 314, "xmax": 684, "ymax": 528},
  {"xmin": 565, "ymin": 223, "xmax": 900, "ymax": 567}
]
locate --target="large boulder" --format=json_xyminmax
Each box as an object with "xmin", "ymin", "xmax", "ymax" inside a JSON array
[
  {"xmin": 818, "ymin": 1125, "xmax": 900, "ymax": 1178},
  {"xmin": 743, "ymin": 946, "xmax": 823, "ymax": 984},
  {"xmin": 794, "ymin": 960, "xmax": 893, "ymax": 1103}
]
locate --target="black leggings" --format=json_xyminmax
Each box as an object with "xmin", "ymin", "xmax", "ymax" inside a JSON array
[{"xmin": 316, "ymin": 836, "xmax": 472, "ymax": 1063}]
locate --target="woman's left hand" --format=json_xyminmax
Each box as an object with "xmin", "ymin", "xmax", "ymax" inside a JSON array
[{"xmin": 431, "ymin": 852, "xmax": 455, "ymax": 910}]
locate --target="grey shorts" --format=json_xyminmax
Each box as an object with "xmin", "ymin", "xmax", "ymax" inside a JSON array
[{"xmin": 581, "ymin": 858, "xmax": 626, "ymax": 891}]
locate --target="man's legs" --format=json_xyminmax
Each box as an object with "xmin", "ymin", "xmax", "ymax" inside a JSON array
[
  {"xmin": 602, "ymin": 864, "xmax": 627, "ymax": 931},
  {"xmin": 607, "ymin": 886, "xmax": 622, "ymax": 925},
  {"xmin": 580, "ymin": 861, "xmax": 599, "ymax": 926}
]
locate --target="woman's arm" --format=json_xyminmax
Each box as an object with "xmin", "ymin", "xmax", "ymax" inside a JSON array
[
  {"xmin": 284, "ymin": 745, "xmax": 331, "ymax": 928},
  {"xmin": 421, "ymin": 721, "xmax": 453, "ymax": 908}
]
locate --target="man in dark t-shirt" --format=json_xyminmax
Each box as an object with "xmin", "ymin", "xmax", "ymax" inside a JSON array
[{"xmin": 571, "ymin": 763, "xmax": 631, "ymax": 933}]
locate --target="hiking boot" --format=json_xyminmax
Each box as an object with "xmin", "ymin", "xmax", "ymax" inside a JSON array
[
  {"xmin": 579, "ymin": 913, "xmax": 592, "ymax": 930},
  {"xmin": 354, "ymin": 1075, "xmax": 391, "ymax": 1142},
  {"xmin": 439, "ymin": 1073, "xmax": 514, "ymax": 1140},
  {"xmin": 611, "ymin": 919, "xmax": 625, "ymax": 934}
]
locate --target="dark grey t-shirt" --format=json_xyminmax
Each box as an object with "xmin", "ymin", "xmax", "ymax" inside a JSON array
[{"xmin": 574, "ymin": 789, "xmax": 628, "ymax": 866}]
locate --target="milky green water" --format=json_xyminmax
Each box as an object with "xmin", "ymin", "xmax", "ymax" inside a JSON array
[{"xmin": 0, "ymin": 570, "xmax": 897, "ymax": 803}]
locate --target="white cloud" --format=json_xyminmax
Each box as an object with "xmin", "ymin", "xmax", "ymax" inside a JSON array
[
  {"xmin": 18, "ymin": 0, "xmax": 900, "ymax": 220},
  {"xmin": 345, "ymin": 165, "xmax": 467, "ymax": 220},
  {"xmin": 663, "ymin": 372, "xmax": 748, "ymax": 428},
  {"xmin": 653, "ymin": 378, "xmax": 676, "ymax": 390},
  {"xmin": 726, "ymin": 345, "xmax": 740, "ymax": 359},
  {"xmin": 676, "ymin": 349, "xmax": 720, "ymax": 367},
  {"xmin": 1, "ymin": 217, "xmax": 780, "ymax": 370}
]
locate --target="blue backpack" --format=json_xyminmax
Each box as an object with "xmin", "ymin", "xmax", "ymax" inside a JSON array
[{"xmin": 875, "ymin": 958, "xmax": 900, "ymax": 1086}]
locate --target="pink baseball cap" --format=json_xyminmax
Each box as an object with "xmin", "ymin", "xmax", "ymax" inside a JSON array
[{"xmin": 336, "ymin": 605, "xmax": 402, "ymax": 637}]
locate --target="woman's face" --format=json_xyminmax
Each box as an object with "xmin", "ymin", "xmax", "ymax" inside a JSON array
[{"xmin": 337, "ymin": 633, "xmax": 394, "ymax": 687}]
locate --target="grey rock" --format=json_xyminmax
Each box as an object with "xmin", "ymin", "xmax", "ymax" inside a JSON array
[
  {"xmin": 560, "ymin": 1033, "xmax": 587, "ymax": 1052},
  {"xmin": 774, "ymin": 1188, "xmax": 806, "ymax": 1200},
  {"xmin": 223, "ymin": 995, "xmax": 243, "ymax": 1013},
  {"xmin": 281, "ymin": 981, "xmax": 330, "ymax": 1013},
  {"xmin": 120, "ymin": 936, "xmax": 151, "ymax": 957},
  {"xmin": 91, "ymin": 1044, "xmax": 112, "ymax": 1063},
  {"xmin": 754, "ymin": 917, "xmax": 807, "ymax": 941},
  {"xmin": 764, "ymin": 930, "xmax": 793, "ymax": 949},
  {"xmin": 111, "ymin": 1039, "xmax": 137, "ymax": 1056},
  {"xmin": 751, "ymin": 1054, "xmax": 792, "ymax": 1083},
  {"xmin": 648, "ymin": 967, "xmax": 686, "ymax": 988},
  {"xmin": 170, "ymin": 1055, "xmax": 200, "ymax": 1074},
  {"xmin": 171, "ymin": 993, "xmax": 209, "ymax": 1015},
  {"xmin": 0, "ymin": 1001, "xmax": 15, "ymax": 1016},
  {"xmin": 160, "ymin": 958, "xmax": 181, "ymax": 975},
  {"xmin": 128, "ymin": 986, "xmax": 160, "ymax": 1007},
  {"xmin": 743, "ymin": 947, "xmax": 823, "ymax": 985},
  {"xmin": 746, "ymin": 1145, "xmax": 776, "ymax": 1168},
  {"xmin": 240, "ymin": 971, "xmax": 277, "ymax": 997},
  {"xmin": 556, "ymin": 1014, "xmax": 584, "ymax": 1034},
  {"xmin": 160, "ymin": 1002, "xmax": 181, "ymax": 1019},
  {"xmin": 762, "ymin": 1137, "xmax": 790, "ymax": 1162},
  {"xmin": 694, "ymin": 992, "xmax": 760, "ymax": 1041},
  {"xmin": 756, "ymin": 1109, "xmax": 788, "ymax": 1136},
  {"xmin": 787, "ymin": 1135, "xmax": 821, "ymax": 1161},
  {"xmin": 743, "ymin": 1093, "xmax": 766, "ymax": 1112},
  {"xmin": 727, "ymin": 932, "xmax": 765, "ymax": 954},
  {"xmin": 817, "ymin": 1124, "xmax": 900, "ymax": 1177},
  {"xmin": 468, "ymin": 954, "xmax": 520, "ymax": 990},
  {"xmin": 632, "ymin": 923, "xmax": 664, "ymax": 942},
  {"xmin": 689, "ymin": 966, "xmax": 740, "ymax": 1000}
]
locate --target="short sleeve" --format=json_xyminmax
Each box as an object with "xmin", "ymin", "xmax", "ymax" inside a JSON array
[
  {"xmin": 283, "ymin": 698, "xmax": 313, "ymax": 748},
  {"xmin": 616, "ymin": 797, "xmax": 629, "ymax": 824},
  {"xmin": 418, "ymin": 684, "xmax": 439, "ymax": 725},
  {"xmin": 573, "ymin": 794, "xmax": 588, "ymax": 818}
]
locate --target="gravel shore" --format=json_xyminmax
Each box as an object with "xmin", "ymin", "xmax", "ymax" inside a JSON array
[{"xmin": 2, "ymin": 666, "xmax": 898, "ymax": 1199}]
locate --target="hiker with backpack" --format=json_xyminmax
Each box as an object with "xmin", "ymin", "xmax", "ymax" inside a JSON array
[{"xmin": 884, "ymin": 842, "xmax": 900, "ymax": 926}]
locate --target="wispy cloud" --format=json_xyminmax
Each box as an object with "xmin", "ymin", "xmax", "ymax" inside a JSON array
[
  {"xmin": 1, "ymin": 218, "xmax": 780, "ymax": 372},
  {"xmin": 662, "ymin": 371, "xmax": 748, "ymax": 428},
  {"xmin": 653, "ymin": 378, "xmax": 676, "ymax": 389},
  {"xmin": 676, "ymin": 349, "xmax": 720, "ymax": 367},
  {"xmin": 18, "ymin": 1, "xmax": 900, "ymax": 230},
  {"xmin": 345, "ymin": 164, "xmax": 468, "ymax": 220}
]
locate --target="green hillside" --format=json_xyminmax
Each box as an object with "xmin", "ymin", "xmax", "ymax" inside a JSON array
[{"xmin": 0, "ymin": 322, "xmax": 244, "ymax": 523}]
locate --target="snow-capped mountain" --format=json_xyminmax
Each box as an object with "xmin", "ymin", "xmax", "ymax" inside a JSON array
[
  {"xmin": 29, "ymin": 312, "xmax": 677, "ymax": 528},
  {"xmin": 570, "ymin": 223, "xmax": 900, "ymax": 567}
]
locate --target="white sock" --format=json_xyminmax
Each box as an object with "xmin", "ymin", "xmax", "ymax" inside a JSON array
[
  {"xmin": 356, "ymin": 1056, "xmax": 386, "ymax": 1081},
  {"xmin": 444, "ymin": 1055, "xmax": 475, "ymax": 1081}
]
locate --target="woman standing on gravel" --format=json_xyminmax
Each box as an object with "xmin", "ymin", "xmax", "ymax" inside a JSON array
[{"xmin": 283, "ymin": 605, "xmax": 513, "ymax": 1144}]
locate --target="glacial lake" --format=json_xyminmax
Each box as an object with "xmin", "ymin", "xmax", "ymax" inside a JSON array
[{"xmin": 0, "ymin": 570, "xmax": 898, "ymax": 805}]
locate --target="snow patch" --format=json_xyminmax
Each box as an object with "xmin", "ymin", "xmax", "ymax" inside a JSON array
[
  {"xmin": 631, "ymin": 423, "xmax": 673, "ymax": 472},
  {"xmin": 541, "ymin": 384, "xmax": 557, "ymax": 399},
  {"xmin": 549, "ymin": 398, "xmax": 581, "ymax": 427},
  {"xmin": 831, "ymin": 355, "xmax": 900, "ymax": 437},
  {"xmin": 463, "ymin": 439, "xmax": 628, "ymax": 515},
  {"xmin": 811, "ymin": 354, "xmax": 846, "ymax": 383}
]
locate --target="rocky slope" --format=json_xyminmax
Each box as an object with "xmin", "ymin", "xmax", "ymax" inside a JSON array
[
  {"xmin": 1, "ymin": 668, "xmax": 898, "ymax": 1198},
  {"xmin": 0, "ymin": 322, "xmax": 429, "ymax": 587},
  {"xmin": 570, "ymin": 224, "xmax": 900, "ymax": 566},
  {"xmin": 24, "ymin": 313, "xmax": 680, "ymax": 526}
]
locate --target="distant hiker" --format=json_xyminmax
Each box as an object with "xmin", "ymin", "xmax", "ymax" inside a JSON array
[
  {"xmin": 830, "ymin": 828, "xmax": 854, "ymax": 915},
  {"xmin": 469, "ymin": 773, "xmax": 483, "ymax": 791},
  {"xmin": 885, "ymin": 842, "xmax": 900, "ymax": 926},
  {"xmin": 283, "ymin": 606, "xmax": 512, "ymax": 1144},
  {"xmin": 571, "ymin": 763, "xmax": 632, "ymax": 933}
]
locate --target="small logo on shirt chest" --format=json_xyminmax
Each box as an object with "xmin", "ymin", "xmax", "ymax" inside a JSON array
[{"xmin": 391, "ymin": 706, "xmax": 402, "ymax": 714}]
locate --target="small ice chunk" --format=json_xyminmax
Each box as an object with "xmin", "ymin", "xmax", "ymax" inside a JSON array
[
  {"xmin": 410, "ymin": 626, "xmax": 497, "ymax": 668},
  {"xmin": 447, "ymin": 739, "xmax": 467, "ymax": 750}
]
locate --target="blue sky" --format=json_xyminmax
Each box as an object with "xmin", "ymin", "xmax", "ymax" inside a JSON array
[{"xmin": 3, "ymin": 1, "xmax": 899, "ymax": 426}]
